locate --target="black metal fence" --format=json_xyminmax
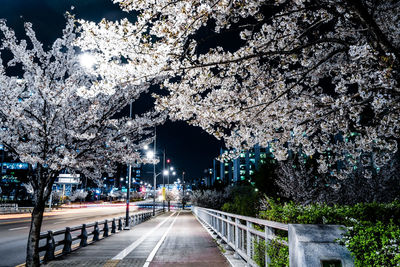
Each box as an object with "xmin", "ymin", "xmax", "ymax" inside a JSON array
[{"xmin": 39, "ymin": 209, "xmax": 163, "ymax": 262}]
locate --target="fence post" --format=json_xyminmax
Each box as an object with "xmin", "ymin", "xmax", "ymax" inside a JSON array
[
  {"xmin": 111, "ymin": 218, "xmax": 116, "ymax": 234},
  {"xmin": 44, "ymin": 231, "xmax": 55, "ymax": 262},
  {"xmin": 246, "ymin": 221, "xmax": 253, "ymax": 261},
  {"xmin": 235, "ymin": 218, "xmax": 240, "ymax": 251},
  {"xmin": 93, "ymin": 222, "xmax": 100, "ymax": 241},
  {"xmin": 63, "ymin": 227, "xmax": 72, "ymax": 254},
  {"xmin": 124, "ymin": 215, "xmax": 129, "ymax": 228},
  {"xmin": 80, "ymin": 224, "xmax": 88, "ymax": 247},
  {"xmin": 227, "ymin": 217, "xmax": 232, "ymax": 244},
  {"xmin": 118, "ymin": 217, "xmax": 123, "ymax": 231},
  {"xmin": 103, "ymin": 220, "xmax": 109, "ymax": 237}
]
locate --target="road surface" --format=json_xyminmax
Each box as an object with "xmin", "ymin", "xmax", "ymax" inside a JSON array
[{"xmin": 0, "ymin": 202, "xmax": 153, "ymax": 267}]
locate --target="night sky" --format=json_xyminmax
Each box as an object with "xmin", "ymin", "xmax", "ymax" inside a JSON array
[{"xmin": 0, "ymin": 0, "xmax": 224, "ymax": 183}]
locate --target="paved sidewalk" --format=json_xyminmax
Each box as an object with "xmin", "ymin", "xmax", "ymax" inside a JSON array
[{"xmin": 43, "ymin": 210, "xmax": 229, "ymax": 267}]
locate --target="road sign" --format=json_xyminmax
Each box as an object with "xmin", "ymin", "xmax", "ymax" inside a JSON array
[{"xmin": 57, "ymin": 174, "xmax": 81, "ymax": 184}]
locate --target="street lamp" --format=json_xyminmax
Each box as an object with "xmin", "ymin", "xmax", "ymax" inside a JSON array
[
  {"xmin": 124, "ymin": 100, "xmax": 134, "ymax": 230},
  {"xmin": 166, "ymin": 167, "xmax": 176, "ymax": 211},
  {"xmin": 182, "ymin": 171, "xmax": 186, "ymax": 210},
  {"xmin": 146, "ymin": 151, "xmax": 154, "ymax": 159},
  {"xmin": 145, "ymin": 129, "xmax": 157, "ymax": 216}
]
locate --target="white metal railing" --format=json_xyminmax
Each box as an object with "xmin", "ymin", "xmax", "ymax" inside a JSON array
[{"xmin": 192, "ymin": 206, "xmax": 288, "ymax": 267}]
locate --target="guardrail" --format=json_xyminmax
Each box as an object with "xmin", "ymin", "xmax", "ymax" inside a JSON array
[
  {"xmin": 192, "ymin": 206, "xmax": 288, "ymax": 267},
  {"xmin": 0, "ymin": 203, "xmax": 19, "ymax": 213},
  {"xmin": 39, "ymin": 208, "xmax": 163, "ymax": 263}
]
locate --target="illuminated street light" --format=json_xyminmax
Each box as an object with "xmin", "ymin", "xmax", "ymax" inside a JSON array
[
  {"xmin": 146, "ymin": 151, "xmax": 154, "ymax": 159},
  {"xmin": 143, "ymin": 144, "xmax": 149, "ymax": 150},
  {"xmin": 163, "ymin": 170, "xmax": 169, "ymax": 176}
]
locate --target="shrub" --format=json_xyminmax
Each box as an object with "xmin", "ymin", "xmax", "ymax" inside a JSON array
[
  {"xmin": 253, "ymin": 236, "xmax": 289, "ymax": 267},
  {"xmin": 221, "ymin": 185, "xmax": 259, "ymax": 217},
  {"xmin": 259, "ymin": 198, "xmax": 400, "ymax": 266},
  {"xmin": 339, "ymin": 221, "xmax": 400, "ymax": 266}
]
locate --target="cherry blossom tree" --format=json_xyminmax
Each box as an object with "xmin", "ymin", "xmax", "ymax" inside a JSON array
[
  {"xmin": 69, "ymin": 190, "xmax": 88, "ymax": 203},
  {"xmin": 0, "ymin": 16, "xmax": 162, "ymax": 266},
  {"xmin": 276, "ymin": 152, "xmax": 400, "ymax": 204},
  {"xmin": 77, "ymin": 0, "xmax": 399, "ymax": 177}
]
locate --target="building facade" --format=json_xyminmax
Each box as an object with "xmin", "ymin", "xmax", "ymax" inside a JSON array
[{"xmin": 212, "ymin": 145, "xmax": 274, "ymax": 185}]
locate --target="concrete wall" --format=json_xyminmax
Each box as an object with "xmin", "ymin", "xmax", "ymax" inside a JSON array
[{"xmin": 289, "ymin": 224, "xmax": 354, "ymax": 267}]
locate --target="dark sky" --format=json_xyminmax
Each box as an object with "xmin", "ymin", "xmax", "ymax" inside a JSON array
[{"xmin": 0, "ymin": 0, "xmax": 223, "ymax": 183}]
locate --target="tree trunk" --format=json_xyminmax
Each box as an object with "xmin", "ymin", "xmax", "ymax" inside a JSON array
[{"xmin": 26, "ymin": 200, "xmax": 46, "ymax": 267}]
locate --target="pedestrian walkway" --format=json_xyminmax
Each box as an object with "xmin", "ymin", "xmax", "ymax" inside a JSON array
[{"xmin": 43, "ymin": 210, "xmax": 229, "ymax": 267}]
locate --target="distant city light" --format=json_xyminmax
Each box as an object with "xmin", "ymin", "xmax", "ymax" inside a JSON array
[
  {"xmin": 143, "ymin": 144, "xmax": 149, "ymax": 150},
  {"xmin": 163, "ymin": 170, "xmax": 169, "ymax": 176}
]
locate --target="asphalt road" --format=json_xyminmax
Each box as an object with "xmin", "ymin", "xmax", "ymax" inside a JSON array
[{"xmin": 0, "ymin": 202, "xmax": 154, "ymax": 267}]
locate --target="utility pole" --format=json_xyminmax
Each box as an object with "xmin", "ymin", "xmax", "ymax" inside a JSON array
[
  {"xmin": 182, "ymin": 171, "xmax": 185, "ymax": 210},
  {"xmin": 162, "ymin": 149, "xmax": 165, "ymax": 212},
  {"xmin": 167, "ymin": 159, "xmax": 170, "ymax": 211},
  {"xmin": 152, "ymin": 127, "xmax": 157, "ymax": 216}
]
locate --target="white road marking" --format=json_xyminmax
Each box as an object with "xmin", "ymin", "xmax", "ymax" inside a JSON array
[
  {"xmin": 143, "ymin": 211, "xmax": 180, "ymax": 267},
  {"xmin": 53, "ymin": 220, "xmax": 70, "ymax": 224},
  {"xmin": 112, "ymin": 212, "xmax": 176, "ymax": 260},
  {"xmin": 9, "ymin": 226, "xmax": 28, "ymax": 231}
]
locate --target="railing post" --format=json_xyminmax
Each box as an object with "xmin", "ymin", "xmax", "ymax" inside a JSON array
[
  {"xmin": 265, "ymin": 226, "xmax": 274, "ymax": 266},
  {"xmin": 246, "ymin": 221, "xmax": 253, "ymax": 261},
  {"xmin": 227, "ymin": 216, "xmax": 232, "ymax": 244},
  {"xmin": 80, "ymin": 224, "xmax": 88, "ymax": 247},
  {"xmin": 235, "ymin": 218, "xmax": 240, "ymax": 251},
  {"xmin": 111, "ymin": 218, "xmax": 116, "ymax": 234},
  {"xmin": 63, "ymin": 227, "xmax": 72, "ymax": 254},
  {"xmin": 103, "ymin": 220, "xmax": 109, "ymax": 237},
  {"xmin": 93, "ymin": 221, "xmax": 100, "ymax": 241},
  {"xmin": 124, "ymin": 216, "xmax": 129, "ymax": 228},
  {"xmin": 221, "ymin": 215, "xmax": 225, "ymax": 237},
  {"xmin": 118, "ymin": 217, "xmax": 123, "ymax": 231},
  {"xmin": 44, "ymin": 231, "xmax": 55, "ymax": 262}
]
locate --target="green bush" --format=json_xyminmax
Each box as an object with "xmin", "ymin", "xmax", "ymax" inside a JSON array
[
  {"xmin": 259, "ymin": 198, "xmax": 400, "ymax": 266},
  {"xmin": 253, "ymin": 238, "xmax": 266, "ymax": 267},
  {"xmin": 221, "ymin": 185, "xmax": 259, "ymax": 217},
  {"xmin": 253, "ymin": 237, "xmax": 289, "ymax": 267},
  {"xmin": 339, "ymin": 220, "xmax": 400, "ymax": 266}
]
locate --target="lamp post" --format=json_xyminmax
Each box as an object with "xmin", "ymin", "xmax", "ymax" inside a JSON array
[
  {"xmin": 145, "ymin": 128, "xmax": 157, "ymax": 216},
  {"xmin": 153, "ymin": 127, "xmax": 156, "ymax": 216},
  {"xmin": 166, "ymin": 166, "xmax": 176, "ymax": 211},
  {"xmin": 124, "ymin": 101, "xmax": 133, "ymax": 230},
  {"xmin": 182, "ymin": 171, "xmax": 185, "ymax": 210}
]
